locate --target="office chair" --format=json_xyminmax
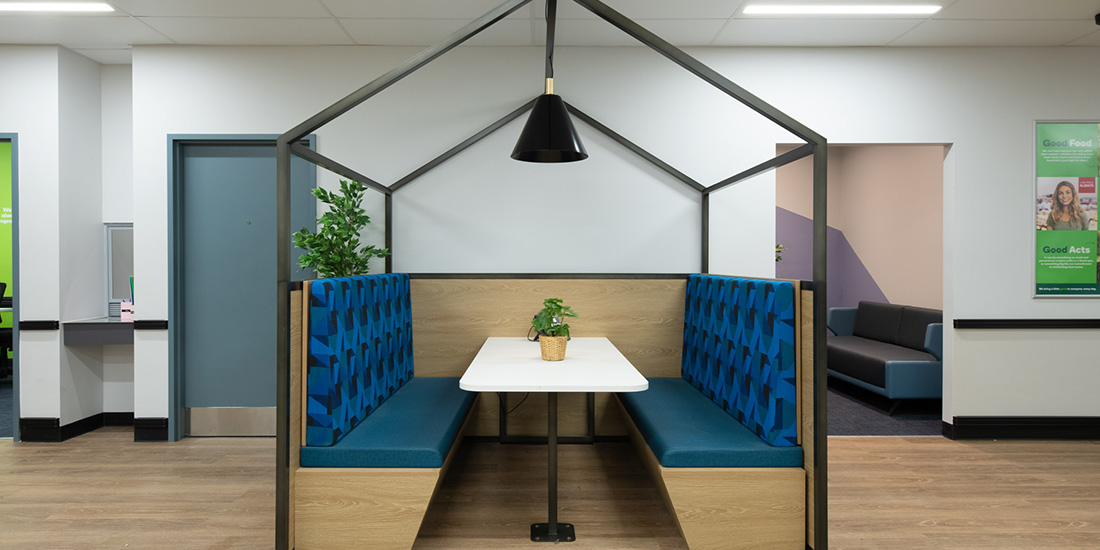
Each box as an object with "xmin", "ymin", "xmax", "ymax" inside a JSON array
[{"xmin": 0, "ymin": 282, "xmax": 11, "ymax": 379}]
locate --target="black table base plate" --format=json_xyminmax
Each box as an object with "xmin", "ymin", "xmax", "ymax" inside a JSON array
[{"xmin": 531, "ymin": 523, "xmax": 576, "ymax": 543}]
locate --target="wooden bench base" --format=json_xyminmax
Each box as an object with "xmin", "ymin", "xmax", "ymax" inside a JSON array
[
  {"xmin": 617, "ymin": 397, "xmax": 806, "ymax": 550},
  {"xmin": 294, "ymin": 396, "xmax": 475, "ymax": 550},
  {"xmin": 295, "ymin": 467, "xmax": 442, "ymax": 550}
]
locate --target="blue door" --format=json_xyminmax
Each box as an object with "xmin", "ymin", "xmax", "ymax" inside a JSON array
[{"xmin": 176, "ymin": 139, "xmax": 315, "ymax": 436}]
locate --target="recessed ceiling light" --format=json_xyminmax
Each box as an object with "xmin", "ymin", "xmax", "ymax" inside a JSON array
[
  {"xmin": 743, "ymin": 4, "xmax": 942, "ymax": 15},
  {"xmin": 0, "ymin": 2, "xmax": 114, "ymax": 12}
]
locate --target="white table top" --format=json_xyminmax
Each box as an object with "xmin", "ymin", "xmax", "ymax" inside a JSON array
[{"xmin": 459, "ymin": 337, "xmax": 649, "ymax": 393}]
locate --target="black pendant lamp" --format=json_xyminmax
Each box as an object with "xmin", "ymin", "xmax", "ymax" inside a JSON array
[{"xmin": 511, "ymin": 0, "xmax": 587, "ymax": 163}]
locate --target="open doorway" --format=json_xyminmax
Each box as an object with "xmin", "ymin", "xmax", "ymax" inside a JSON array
[
  {"xmin": 1, "ymin": 136, "xmax": 16, "ymax": 439},
  {"xmin": 776, "ymin": 143, "xmax": 946, "ymax": 436}
]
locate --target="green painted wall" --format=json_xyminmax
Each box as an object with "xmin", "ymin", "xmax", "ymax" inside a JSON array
[{"xmin": 0, "ymin": 140, "xmax": 10, "ymax": 330}]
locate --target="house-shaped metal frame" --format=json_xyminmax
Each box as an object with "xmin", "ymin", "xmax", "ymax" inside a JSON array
[{"xmin": 275, "ymin": 1, "xmax": 828, "ymax": 548}]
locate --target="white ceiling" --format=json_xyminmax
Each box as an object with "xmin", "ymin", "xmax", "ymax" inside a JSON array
[{"xmin": 0, "ymin": 0, "xmax": 1098, "ymax": 64}]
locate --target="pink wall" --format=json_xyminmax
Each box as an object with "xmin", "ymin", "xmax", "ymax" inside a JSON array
[{"xmin": 776, "ymin": 144, "xmax": 944, "ymax": 309}]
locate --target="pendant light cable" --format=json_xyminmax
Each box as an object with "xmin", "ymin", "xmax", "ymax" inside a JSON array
[{"xmin": 544, "ymin": 0, "xmax": 556, "ymax": 92}]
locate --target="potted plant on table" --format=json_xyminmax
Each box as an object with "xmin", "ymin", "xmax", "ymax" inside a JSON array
[{"xmin": 531, "ymin": 297, "xmax": 578, "ymax": 361}]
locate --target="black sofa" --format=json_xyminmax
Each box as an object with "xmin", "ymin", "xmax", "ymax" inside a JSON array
[{"xmin": 826, "ymin": 301, "xmax": 943, "ymax": 404}]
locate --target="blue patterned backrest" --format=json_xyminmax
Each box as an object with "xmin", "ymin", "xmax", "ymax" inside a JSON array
[
  {"xmin": 682, "ymin": 274, "xmax": 799, "ymax": 447},
  {"xmin": 305, "ymin": 273, "xmax": 414, "ymax": 447}
]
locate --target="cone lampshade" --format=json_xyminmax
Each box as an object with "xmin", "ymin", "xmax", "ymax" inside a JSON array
[{"xmin": 511, "ymin": 93, "xmax": 587, "ymax": 163}]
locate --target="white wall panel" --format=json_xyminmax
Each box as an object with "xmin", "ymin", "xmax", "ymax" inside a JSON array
[
  {"xmin": 954, "ymin": 329, "xmax": 1100, "ymax": 416},
  {"xmin": 101, "ymin": 65, "xmax": 133, "ymax": 223},
  {"xmin": 0, "ymin": 46, "xmax": 60, "ymax": 320},
  {"xmin": 58, "ymin": 46, "xmax": 106, "ymax": 425},
  {"xmin": 61, "ymin": 345, "xmax": 103, "ymax": 425},
  {"xmin": 17, "ymin": 335, "xmax": 60, "ymax": 418},
  {"xmin": 1, "ymin": 46, "xmax": 62, "ymax": 420},
  {"xmin": 58, "ymin": 46, "xmax": 104, "ymax": 322},
  {"xmin": 132, "ymin": 331, "xmax": 168, "ymax": 418},
  {"xmin": 103, "ymin": 345, "xmax": 134, "ymax": 412}
]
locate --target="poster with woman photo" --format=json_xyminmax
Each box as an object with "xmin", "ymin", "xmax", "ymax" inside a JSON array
[{"xmin": 1035, "ymin": 122, "xmax": 1099, "ymax": 296}]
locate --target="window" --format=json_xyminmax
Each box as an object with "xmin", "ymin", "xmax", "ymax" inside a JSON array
[{"xmin": 106, "ymin": 223, "xmax": 133, "ymax": 316}]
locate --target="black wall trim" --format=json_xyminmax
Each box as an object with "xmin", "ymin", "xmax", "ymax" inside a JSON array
[
  {"xmin": 60, "ymin": 414, "xmax": 108, "ymax": 441},
  {"xmin": 134, "ymin": 418, "xmax": 169, "ymax": 442},
  {"xmin": 954, "ymin": 319, "xmax": 1100, "ymax": 329},
  {"xmin": 19, "ymin": 320, "xmax": 59, "ymax": 330},
  {"xmin": 134, "ymin": 320, "xmax": 169, "ymax": 330},
  {"xmin": 19, "ymin": 413, "xmax": 128, "ymax": 442},
  {"xmin": 409, "ymin": 273, "xmax": 690, "ymax": 280},
  {"xmin": 19, "ymin": 418, "xmax": 61, "ymax": 441},
  {"xmin": 104, "ymin": 412, "xmax": 135, "ymax": 426},
  {"xmin": 945, "ymin": 417, "xmax": 1100, "ymax": 440}
]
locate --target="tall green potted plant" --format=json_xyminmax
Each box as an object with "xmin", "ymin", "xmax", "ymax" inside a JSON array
[
  {"xmin": 293, "ymin": 179, "xmax": 390, "ymax": 278},
  {"xmin": 531, "ymin": 297, "xmax": 578, "ymax": 361}
]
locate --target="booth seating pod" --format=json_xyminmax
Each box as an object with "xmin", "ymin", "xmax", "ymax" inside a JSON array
[
  {"xmin": 292, "ymin": 274, "xmax": 477, "ymax": 550},
  {"xmin": 617, "ymin": 274, "xmax": 808, "ymax": 550},
  {"xmin": 826, "ymin": 301, "xmax": 943, "ymax": 403}
]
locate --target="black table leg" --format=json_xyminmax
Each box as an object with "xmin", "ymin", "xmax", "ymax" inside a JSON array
[{"xmin": 531, "ymin": 391, "xmax": 575, "ymax": 543}]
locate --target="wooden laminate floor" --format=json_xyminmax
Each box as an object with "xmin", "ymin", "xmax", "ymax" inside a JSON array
[
  {"xmin": 413, "ymin": 440, "xmax": 687, "ymax": 549},
  {"xmin": 2, "ymin": 429, "xmax": 1099, "ymax": 549},
  {"xmin": 829, "ymin": 436, "xmax": 1100, "ymax": 550},
  {"xmin": 0, "ymin": 427, "xmax": 274, "ymax": 549}
]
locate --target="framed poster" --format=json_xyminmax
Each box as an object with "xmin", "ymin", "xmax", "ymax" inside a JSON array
[{"xmin": 1035, "ymin": 122, "xmax": 1099, "ymax": 296}]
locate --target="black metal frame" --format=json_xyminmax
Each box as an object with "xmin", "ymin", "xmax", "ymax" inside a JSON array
[
  {"xmin": 276, "ymin": 1, "xmax": 828, "ymax": 548},
  {"xmin": 499, "ymin": 391, "xmax": 596, "ymax": 445}
]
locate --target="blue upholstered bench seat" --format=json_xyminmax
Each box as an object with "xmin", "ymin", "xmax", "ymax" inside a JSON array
[
  {"xmin": 619, "ymin": 378, "xmax": 803, "ymax": 468},
  {"xmin": 300, "ymin": 377, "xmax": 475, "ymax": 468}
]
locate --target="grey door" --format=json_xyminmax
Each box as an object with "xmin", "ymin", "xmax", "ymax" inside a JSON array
[{"xmin": 176, "ymin": 139, "xmax": 315, "ymax": 436}]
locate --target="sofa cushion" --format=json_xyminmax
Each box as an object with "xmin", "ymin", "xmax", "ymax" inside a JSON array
[
  {"xmin": 896, "ymin": 306, "xmax": 942, "ymax": 351},
  {"xmin": 300, "ymin": 377, "xmax": 475, "ymax": 468},
  {"xmin": 306, "ymin": 274, "xmax": 414, "ymax": 447},
  {"xmin": 682, "ymin": 275, "xmax": 798, "ymax": 447},
  {"xmin": 828, "ymin": 336, "xmax": 936, "ymax": 388},
  {"xmin": 852, "ymin": 301, "xmax": 903, "ymax": 343},
  {"xmin": 619, "ymin": 378, "xmax": 803, "ymax": 468}
]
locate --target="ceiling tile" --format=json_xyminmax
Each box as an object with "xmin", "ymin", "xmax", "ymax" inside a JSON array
[
  {"xmin": 321, "ymin": 0, "xmax": 522, "ymax": 19},
  {"xmin": 74, "ymin": 48, "xmax": 134, "ymax": 64},
  {"xmin": 552, "ymin": 0, "xmax": 746, "ymax": 20},
  {"xmin": 555, "ymin": 18, "xmax": 727, "ymax": 46},
  {"xmin": 891, "ymin": 19, "xmax": 1100, "ymax": 46},
  {"xmin": 935, "ymin": 0, "xmax": 1100, "ymax": 20},
  {"xmin": 108, "ymin": 0, "xmax": 329, "ymax": 18},
  {"xmin": 714, "ymin": 18, "xmax": 923, "ymax": 46},
  {"xmin": 341, "ymin": 18, "xmax": 534, "ymax": 46},
  {"xmin": 138, "ymin": 17, "xmax": 354, "ymax": 45},
  {"xmin": 1067, "ymin": 29, "xmax": 1100, "ymax": 46},
  {"xmin": 0, "ymin": 15, "xmax": 172, "ymax": 48}
]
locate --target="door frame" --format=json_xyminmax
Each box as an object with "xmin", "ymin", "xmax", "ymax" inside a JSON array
[
  {"xmin": 1, "ymin": 133, "xmax": 19, "ymax": 441},
  {"xmin": 168, "ymin": 135, "xmax": 314, "ymax": 441}
]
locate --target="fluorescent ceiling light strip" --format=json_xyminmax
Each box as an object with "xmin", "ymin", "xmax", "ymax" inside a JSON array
[
  {"xmin": 0, "ymin": 2, "xmax": 114, "ymax": 12},
  {"xmin": 743, "ymin": 4, "xmax": 941, "ymax": 15}
]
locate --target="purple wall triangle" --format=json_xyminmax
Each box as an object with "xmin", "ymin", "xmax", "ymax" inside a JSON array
[{"xmin": 775, "ymin": 207, "xmax": 888, "ymax": 310}]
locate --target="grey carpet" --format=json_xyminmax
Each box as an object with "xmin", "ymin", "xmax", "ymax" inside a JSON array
[
  {"xmin": 0, "ymin": 380, "xmax": 11, "ymax": 438},
  {"xmin": 827, "ymin": 378, "xmax": 942, "ymax": 436}
]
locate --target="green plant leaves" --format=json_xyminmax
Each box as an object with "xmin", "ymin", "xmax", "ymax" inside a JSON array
[
  {"xmin": 531, "ymin": 297, "xmax": 578, "ymax": 338},
  {"xmin": 292, "ymin": 179, "xmax": 391, "ymax": 279}
]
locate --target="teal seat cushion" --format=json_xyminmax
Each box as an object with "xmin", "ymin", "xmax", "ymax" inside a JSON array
[
  {"xmin": 300, "ymin": 377, "xmax": 475, "ymax": 468},
  {"xmin": 619, "ymin": 378, "xmax": 803, "ymax": 468}
]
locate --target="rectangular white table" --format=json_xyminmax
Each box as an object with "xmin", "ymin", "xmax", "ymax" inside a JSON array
[{"xmin": 460, "ymin": 337, "xmax": 648, "ymax": 543}]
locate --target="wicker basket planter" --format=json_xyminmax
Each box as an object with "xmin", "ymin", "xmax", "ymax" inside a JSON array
[{"xmin": 539, "ymin": 336, "xmax": 568, "ymax": 361}]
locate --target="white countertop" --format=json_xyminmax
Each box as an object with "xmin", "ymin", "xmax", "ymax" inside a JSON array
[{"xmin": 459, "ymin": 337, "xmax": 649, "ymax": 393}]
